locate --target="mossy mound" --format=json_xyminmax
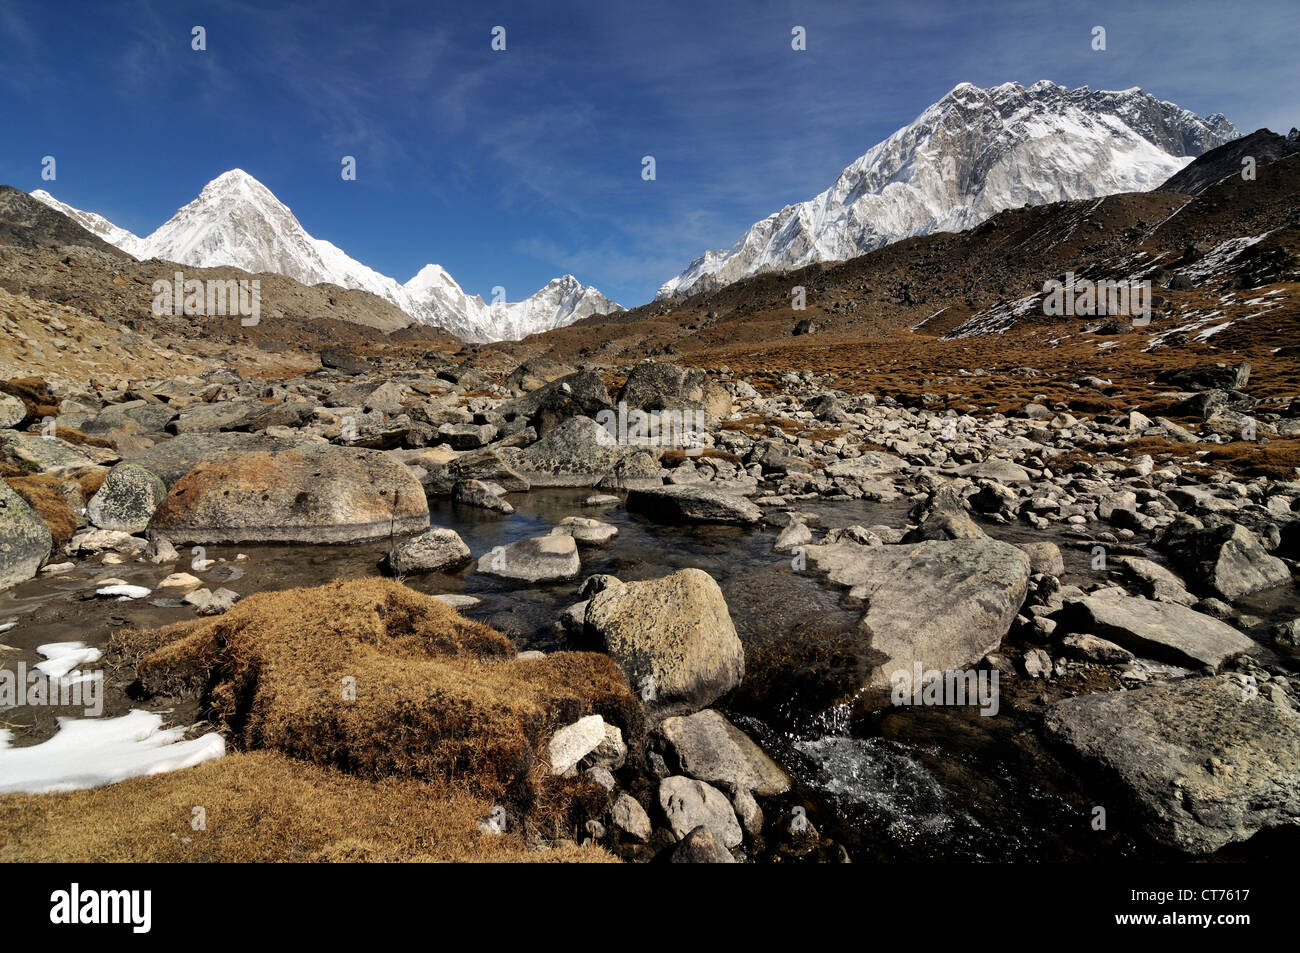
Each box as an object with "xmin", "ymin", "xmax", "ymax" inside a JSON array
[
  {"xmin": 115, "ymin": 578, "xmax": 645, "ymax": 808},
  {"xmin": 2, "ymin": 474, "xmax": 80, "ymax": 548},
  {"xmin": 0, "ymin": 377, "xmax": 57, "ymax": 427}
]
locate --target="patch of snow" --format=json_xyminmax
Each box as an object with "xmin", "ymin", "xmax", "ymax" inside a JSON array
[{"xmin": 0, "ymin": 710, "xmax": 226, "ymax": 795}]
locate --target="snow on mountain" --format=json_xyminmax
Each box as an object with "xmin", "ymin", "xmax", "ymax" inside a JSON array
[
  {"xmin": 29, "ymin": 189, "xmax": 145, "ymax": 253},
  {"xmin": 657, "ymin": 80, "xmax": 1238, "ymax": 299},
  {"xmin": 30, "ymin": 169, "xmax": 621, "ymax": 342}
]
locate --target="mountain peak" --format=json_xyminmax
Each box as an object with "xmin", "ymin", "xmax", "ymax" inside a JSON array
[{"xmin": 657, "ymin": 80, "xmax": 1238, "ymax": 299}]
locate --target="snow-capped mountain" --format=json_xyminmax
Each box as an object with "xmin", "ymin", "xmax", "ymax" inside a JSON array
[
  {"xmin": 30, "ymin": 169, "xmax": 621, "ymax": 342},
  {"xmin": 657, "ymin": 81, "xmax": 1238, "ymax": 299}
]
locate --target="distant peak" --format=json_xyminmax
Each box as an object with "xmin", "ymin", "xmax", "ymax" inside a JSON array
[{"xmin": 199, "ymin": 169, "xmax": 272, "ymax": 198}]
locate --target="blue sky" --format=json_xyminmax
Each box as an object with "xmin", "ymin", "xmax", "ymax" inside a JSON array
[{"xmin": 1, "ymin": 0, "xmax": 1295, "ymax": 306}]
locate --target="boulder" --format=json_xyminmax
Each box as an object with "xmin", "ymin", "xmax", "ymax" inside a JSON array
[
  {"xmin": 550, "ymin": 516, "xmax": 618, "ymax": 545},
  {"xmin": 147, "ymin": 443, "xmax": 429, "ymax": 544},
  {"xmin": 618, "ymin": 363, "xmax": 732, "ymax": 423},
  {"xmin": 445, "ymin": 448, "xmax": 530, "ymax": 493},
  {"xmin": 1157, "ymin": 519, "xmax": 1291, "ymax": 601},
  {"xmin": 801, "ymin": 536, "xmax": 1030, "ymax": 693},
  {"xmin": 1154, "ymin": 362, "xmax": 1250, "ymax": 392},
  {"xmin": 547, "ymin": 714, "xmax": 608, "ymax": 776},
  {"xmin": 77, "ymin": 399, "xmax": 177, "ymax": 434},
  {"xmin": 87, "ymin": 463, "xmax": 167, "ymax": 533},
  {"xmin": 504, "ymin": 357, "xmax": 575, "ymax": 393},
  {"xmin": 1045, "ymin": 676, "xmax": 1300, "ymax": 854},
  {"xmin": 599, "ymin": 449, "xmax": 664, "ymax": 491},
  {"xmin": 1055, "ymin": 589, "xmax": 1255, "ymax": 669},
  {"xmin": 438, "ymin": 422, "xmax": 497, "ymax": 450},
  {"xmin": 773, "ymin": 519, "xmax": 813, "ymax": 554},
  {"xmin": 659, "ymin": 776, "xmax": 743, "ymax": 848},
  {"xmin": 386, "ymin": 528, "xmax": 472, "ymax": 575},
  {"xmin": 123, "ymin": 433, "xmax": 310, "ymax": 488},
  {"xmin": 501, "ymin": 372, "xmax": 612, "ymax": 437},
  {"xmin": 452, "ymin": 479, "xmax": 514, "ymax": 514},
  {"xmin": 583, "ymin": 568, "xmax": 744, "ymax": 717},
  {"xmin": 671, "ymin": 825, "xmax": 736, "ymax": 863},
  {"xmin": 626, "ymin": 484, "xmax": 761, "ymax": 525},
  {"xmin": 901, "ymin": 485, "xmax": 985, "ymax": 541},
  {"xmin": 1112, "ymin": 555, "xmax": 1196, "ymax": 605},
  {"xmin": 517, "ymin": 416, "xmax": 625, "ymax": 487},
  {"xmin": 954, "ymin": 460, "xmax": 1031, "ymax": 483},
  {"xmin": 1060, "ymin": 633, "xmax": 1135, "ymax": 664},
  {"xmin": 660, "ymin": 709, "xmax": 790, "ymax": 795},
  {"xmin": 319, "ymin": 346, "xmax": 372, "ymax": 375},
  {"xmin": 0, "ymin": 431, "xmax": 95, "ymax": 476},
  {"xmin": 611, "ymin": 793, "xmax": 652, "ymax": 842},
  {"xmin": 0, "ymin": 480, "xmax": 52, "ymax": 589},
  {"xmin": 0, "ymin": 394, "xmax": 26, "ymax": 429},
  {"xmin": 1018, "ymin": 541, "xmax": 1064, "ymax": 577},
  {"xmin": 823, "ymin": 452, "xmax": 909, "ymax": 481},
  {"xmin": 168, "ymin": 400, "xmax": 265, "ymax": 435},
  {"xmin": 474, "ymin": 534, "xmax": 581, "ymax": 584}
]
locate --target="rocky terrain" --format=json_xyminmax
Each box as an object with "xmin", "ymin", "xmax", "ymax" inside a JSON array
[{"xmin": 1, "ymin": 136, "xmax": 1298, "ymax": 862}]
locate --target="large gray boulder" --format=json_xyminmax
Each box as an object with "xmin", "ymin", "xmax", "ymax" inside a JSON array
[
  {"xmin": 474, "ymin": 533, "xmax": 581, "ymax": 584},
  {"xmin": 168, "ymin": 399, "xmax": 265, "ymax": 434},
  {"xmin": 583, "ymin": 568, "xmax": 744, "ymax": 717},
  {"xmin": 452, "ymin": 479, "xmax": 514, "ymax": 514},
  {"xmin": 1157, "ymin": 519, "xmax": 1291, "ymax": 601},
  {"xmin": 0, "ymin": 394, "xmax": 26, "ymax": 429},
  {"xmin": 500, "ymin": 372, "xmax": 612, "ymax": 437},
  {"xmin": 0, "ymin": 480, "xmax": 52, "ymax": 589},
  {"xmin": 901, "ymin": 484, "xmax": 985, "ymax": 542},
  {"xmin": 1045, "ymin": 676, "xmax": 1300, "ymax": 854},
  {"xmin": 660, "ymin": 709, "xmax": 790, "ymax": 796},
  {"xmin": 504, "ymin": 357, "xmax": 575, "ymax": 393},
  {"xmin": 618, "ymin": 363, "xmax": 732, "ymax": 423},
  {"xmin": 802, "ymin": 536, "xmax": 1030, "ymax": 694},
  {"xmin": 445, "ymin": 448, "xmax": 530, "ymax": 493},
  {"xmin": 0, "ymin": 431, "xmax": 95, "ymax": 476},
  {"xmin": 954, "ymin": 460, "xmax": 1032, "ymax": 483},
  {"xmin": 626, "ymin": 484, "xmax": 761, "ymax": 525},
  {"xmin": 386, "ymin": 527, "xmax": 472, "ymax": 575},
  {"xmin": 671, "ymin": 825, "xmax": 737, "ymax": 863},
  {"xmin": 75, "ymin": 399, "xmax": 177, "ymax": 434},
  {"xmin": 122, "ymin": 433, "xmax": 311, "ymax": 487},
  {"xmin": 550, "ymin": 516, "xmax": 618, "ymax": 545},
  {"xmin": 517, "ymin": 416, "xmax": 625, "ymax": 487},
  {"xmin": 1155, "ymin": 361, "xmax": 1250, "ymax": 392},
  {"xmin": 146, "ymin": 443, "xmax": 428, "ymax": 544},
  {"xmin": 87, "ymin": 463, "xmax": 168, "ymax": 533},
  {"xmin": 1054, "ymin": 589, "xmax": 1256, "ymax": 670},
  {"xmin": 659, "ymin": 776, "xmax": 743, "ymax": 848}
]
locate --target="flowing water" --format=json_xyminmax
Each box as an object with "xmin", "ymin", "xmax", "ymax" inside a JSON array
[{"xmin": 2, "ymin": 488, "xmax": 1294, "ymax": 860}]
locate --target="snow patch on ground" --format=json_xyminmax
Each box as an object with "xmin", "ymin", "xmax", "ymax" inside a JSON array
[{"xmin": 0, "ymin": 710, "xmax": 226, "ymax": 794}]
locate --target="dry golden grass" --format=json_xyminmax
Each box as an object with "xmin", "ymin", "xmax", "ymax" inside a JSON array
[
  {"xmin": 0, "ymin": 750, "xmax": 614, "ymax": 863},
  {"xmin": 0, "ymin": 376, "xmax": 56, "ymax": 424},
  {"xmin": 115, "ymin": 579, "xmax": 644, "ymax": 808},
  {"xmin": 52, "ymin": 426, "xmax": 113, "ymax": 449},
  {"xmin": 1053, "ymin": 434, "xmax": 1300, "ymax": 480},
  {"xmin": 660, "ymin": 447, "xmax": 743, "ymax": 467},
  {"xmin": 721, "ymin": 415, "xmax": 846, "ymax": 442},
  {"xmin": 2, "ymin": 474, "xmax": 78, "ymax": 548},
  {"xmin": 76, "ymin": 468, "xmax": 107, "ymax": 498}
]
